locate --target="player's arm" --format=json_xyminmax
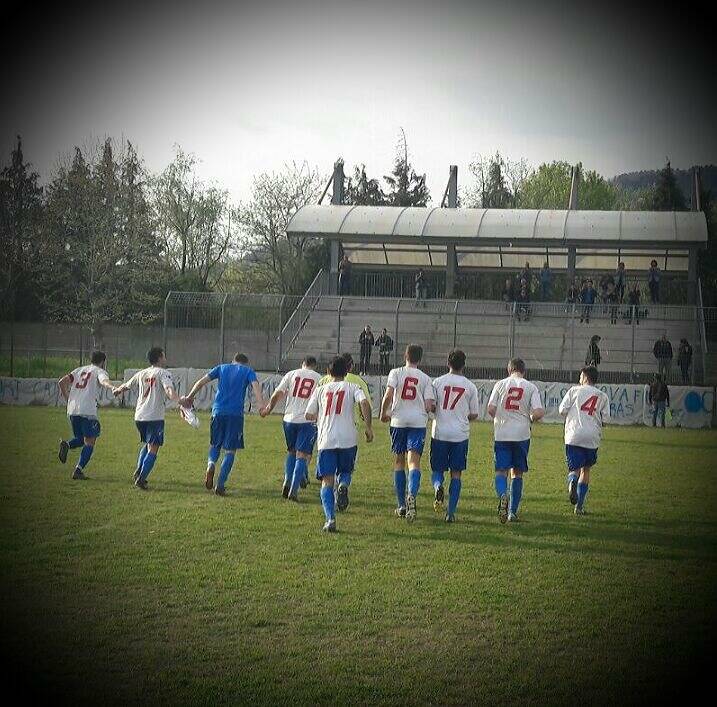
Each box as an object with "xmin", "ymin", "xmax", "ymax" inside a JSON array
[
  {"xmin": 380, "ymin": 386, "xmax": 394, "ymax": 423},
  {"xmin": 558, "ymin": 391, "xmax": 572, "ymax": 417},
  {"xmin": 160, "ymin": 372, "xmax": 179, "ymax": 404},
  {"xmin": 529, "ymin": 388, "xmax": 546, "ymax": 422},
  {"xmin": 468, "ymin": 386, "xmax": 480, "ymax": 421},
  {"xmin": 423, "ymin": 380, "xmax": 436, "ymax": 414},
  {"xmin": 58, "ymin": 373, "xmax": 73, "ymax": 401},
  {"xmin": 261, "ymin": 388, "xmax": 286, "ymax": 417},
  {"xmin": 487, "ymin": 384, "xmax": 500, "ymax": 418},
  {"xmin": 305, "ymin": 390, "xmax": 319, "ymax": 422},
  {"xmin": 114, "ymin": 372, "xmax": 139, "ymax": 397},
  {"xmin": 357, "ymin": 390, "xmax": 373, "ymax": 443},
  {"xmin": 251, "ymin": 380, "xmax": 266, "ymax": 411},
  {"xmin": 181, "ymin": 374, "xmax": 212, "ymax": 405}
]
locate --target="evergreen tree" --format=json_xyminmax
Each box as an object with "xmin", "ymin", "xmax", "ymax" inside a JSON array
[
  {"xmin": 383, "ymin": 131, "xmax": 430, "ymax": 207},
  {"xmin": 344, "ymin": 164, "xmax": 385, "ymax": 205},
  {"xmin": 651, "ymin": 160, "xmax": 687, "ymax": 211}
]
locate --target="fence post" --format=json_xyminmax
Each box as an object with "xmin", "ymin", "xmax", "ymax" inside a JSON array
[
  {"xmin": 163, "ymin": 292, "xmax": 170, "ymax": 360},
  {"xmin": 219, "ymin": 293, "xmax": 228, "ymax": 363},
  {"xmin": 337, "ymin": 298, "xmax": 343, "ymax": 354},
  {"xmin": 509, "ymin": 302, "xmax": 517, "ymax": 358},
  {"xmin": 394, "ymin": 300, "xmax": 401, "ymax": 369},
  {"xmin": 79, "ymin": 324, "xmax": 84, "ymax": 367},
  {"xmin": 453, "ymin": 300, "xmax": 458, "ymax": 349},
  {"xmin": 570, "ymin": 303, "xmax": 576, "ymax": 376},
  {"xmin": 9, "ymin": 317, "xmax": 14, "ymax": 377},
  {"xmin": 277, "ymin": 295, "xmax": 285, "ymax": 373},
  {"xmin": 630, "ymin": 306, "xmax": 636, "ymax": 381},
  {"xmin": 42, "ymin": 321, "xmax": 48, "ymax": 378}
]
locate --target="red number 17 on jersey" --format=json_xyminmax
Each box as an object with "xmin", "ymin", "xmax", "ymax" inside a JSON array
[{"xmin": 442, "ymin": 386, "xmax": 465, "ymax": 410}]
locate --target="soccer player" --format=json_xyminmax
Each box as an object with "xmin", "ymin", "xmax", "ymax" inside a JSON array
[
  {"xmin": 305, "ymin": 355, "xmax": 373, "ymax": 532},
  {"xmin": 318, "ymin": 352, "xmax": 371, "ymax": 404},
  {"xmin": 57, "ymin": 351, "xmax": 117, "ymax": 480},
  {"xmin": 380, "ymin": 344, "xmax": 436, "ymax": 522},
  {"xmin": 487, "ymin": 358, "xmax": 545, "ymax": 523},
  {"xmin": 430, "ymin": 350, "xmax": 480, "ymax": 522},
  {"xmin": 112, "ymin": 347, "xmax": 179, "ymax": 490},
  {"xmin": 181, "ymin": 353, "xmax": 266, "ymax": 496},
  {"xmin": 558, "ymin": 366, "xmax": 610, "ymax": 515},
  {"xmin": 259, "ymin": 356, "xmax": 321, "ymax": 501}
]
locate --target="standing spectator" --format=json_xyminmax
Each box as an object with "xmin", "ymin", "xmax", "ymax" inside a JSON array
[
  {"xmin": 579, "ymin": 279, "xmax": 597, "ymax": 323},
  {"xmin": 649, "ymin": 375, "xmax": 670, "ymax": 428},
  {"xmin": 539, "ymin": 262, "xmax": 552, "ymax": 301},
  {"xmin": 627, "ymin": 284, "xmax": 641, "ymax": 324},
  {"xmin": 653, "ymin": 334, "xmax": 673, "ymax": 381},
  {"xmin": 516, "ymin": 284, "xmax": 531, "ymax": 321},
  {"xmin": 502, "ymin": 277, "xmax": 515, "ymax": 304},
  {"xmin": 375, "ymin": 328, "xmax": 394, "ymax": 375},
  {"xmin": 565, "ymin": 276, "xmax": 581, "ymax": 312},
  {"xmin": 677, "ymin": 338, "xmax": 693, "ymax": 384},
  {"xmin": 519, "ymin": 262, "xmax": 533, "ymax": 292},
  {"xmin": 585, "ymin": 335, "xmax": 602, "ymax": 368},
  {"xmin": 359, "ymin": 325, "xmax": 375, "ymax": 375},
  {"xmin": 615, "ymin": 262, "xmax": 627, "ymax": 302},
  {"xmin": 338, "ymin": 255, "xmax": 352, "ymax": 295},
  {"xmin": 606, "ymin": 283, "xmax": 618, "ymax": 325},
  {"xmin": 415, "ymin": 269, "xmax": 428, "ymax": 307},
  {"xmin": 648, "ymin": 260, "xmax": 661, "ymax": 304}
]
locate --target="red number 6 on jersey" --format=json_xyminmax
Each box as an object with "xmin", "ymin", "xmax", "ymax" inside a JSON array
[
  {"xmin": 401, "ymin": 377, "xmax": 419, "ymax": 400},
  {"xmin": 504, "ymin": 386, "xmax": 524, "ymax": 410}
]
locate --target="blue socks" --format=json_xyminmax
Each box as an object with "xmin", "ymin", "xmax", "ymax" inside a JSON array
[
  {"xmin": 284, "ymin": 453, "xmax": 296, "ymax": 486},
  {"xmin": 394, "ymin": 469, "xmax": 407, "ymax": 508},
  {"xmin": 577, "ymin": 482, "xmax": 589, "ymax": 510},
  {"xmin": 495, "ymin": 473, "xmax": 508, "ymax": 497},
  {"xmin": 567, "ymin": 471, "xmax": 578, "ymax": 489},
  {"xmin": 431, "ymin": 471, "xmax": 444, "ymax": 490},
  {"xmin": 510, "ymin": 477, "xmax": 523, "ymax": 515},
  {"xmin": 68, "ymin": 437, "xmax": 84, "ymax": 450},
  {"xmin": 137, "ymin": 445, "xmax": 149, "ymax": 472},
  {"xmin": 77, "ymin": 444, "xmax": 94, "ymax": 470},
  {"xmin": 218, "ymin": 452, "xmax": 235, "ymax": 490},
  {"xmin": 320, "ymin": 485, "xmax": 335, "ymax": 521},
  {"xmin": 290, "ymin": 457, "xmax": 307, "ymax": 496},
  {"xmin": 408, "ymin": 468, "xmax": 421, "ymax": 497},
  {"xmin": 140, "ymin": 452, "xmax": 157, "ymax": 481},
  {"xmin": 208, "ymin": 445, "xmax": 221, "ymax": 466},
  {"xmin": 337, "ymin": 471, "xmax": 352, "ymax": 488},
  {"xmin": 448, "ymin": 477, "xmax": 462, "ymax": 516}
]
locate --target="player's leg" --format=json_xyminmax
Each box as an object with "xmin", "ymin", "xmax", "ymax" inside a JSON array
[
  {"xmin": 136, "ymin": 442, "xmax": 161, "ymax": 489},
  {"xmin": 317, "ymin": 450, "xmax": 337, "ymax": 531},
  {"xmin": 289, "ymin": 424, "xmax": 314, "ymax": 500},
  {"xmin": 494, "ymin": 441, "xmax": 510, "ymax": 523},
  {"xmin": 282, "ymin": 422, "xmax": 297, "ymax": 498},
  {"xmin": 59, "ymin": 416, "xmax": 85, "ymax": 464},
  {"xmin": 393, "ymin": 450, "xmax": 407, "ymax": 517},
  {"xmin": 507, "ymin": 440, "xmax": 530, "ymax": 521},
  {"xmin": 215, "ymin": 415, "xmax": 243, "ymax": 495},
  {"xmin": 72, "ymin": 418, "xmax": 101, "ymax": 479},
  {"xmin": 206, "ymin": 416, "xmax": 222, "ymax": 490},
  {"xmin": 405, "ymin": 431, "xmax": 426, "ymax": 523},
  {"xmin": 575, "ymin": 466, "xmax": 592, "ymax": 515},
  {"xmin": 445, "ymin": 441, "xmax": 468, "ymax": 521},
  {"xmin": 566, "ymin": 445, "xmax": 579, "ymax": 505},
  {"xmin": 335, "ymin": 447, "xmax": 357, "ymax": 512},
  {"xmin": 430, "ymin": 438, "xmax": 446, "ymax": 513}
]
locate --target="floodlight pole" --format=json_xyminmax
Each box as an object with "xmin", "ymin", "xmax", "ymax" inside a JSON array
[
  {"xmin": 219, "ymin": 294, "xmax": 228, "ymax": 362},
  {"xmin": 445, "ymin": 166, "xmax": 458, "ymax": 298},
  {"xmin": 162, "ymin": 292, "xmax": 171, "ymax": 359}
]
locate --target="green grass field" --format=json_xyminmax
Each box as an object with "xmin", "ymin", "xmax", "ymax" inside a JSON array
[{"xmin": 1, "ymin": 407, "xmax": 716, "ymax": 705}]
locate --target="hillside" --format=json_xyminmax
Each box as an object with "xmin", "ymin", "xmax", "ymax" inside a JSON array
[{"xmin": 612, "ymin": 164, "xmax": 717, "ymax": 196}]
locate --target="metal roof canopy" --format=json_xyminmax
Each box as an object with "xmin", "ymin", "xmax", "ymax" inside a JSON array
[{"xmin": 287, "ymin": 205, "xmax": 708, "ymax": 247}]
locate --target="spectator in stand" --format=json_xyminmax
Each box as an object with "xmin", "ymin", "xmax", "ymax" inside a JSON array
[
  {"xmin": 585, "ymin": 335, "xmax": 602, "ymax": 368},
  {"xmin": 565, "ymin": 276, "xmax": 581, "ymax": 312},
  {"xmin": 516, "ymin": 283, "xmax": 531, "ymax": 321},
  {"xmin": 677, "ymin": 338, "xmax": 693, "ymax": 385},
  {"xmin": 627, "ymin": 284, "xmax": 641, "ymax": 324},
  {"xmin": 653, "ymin": 334, "xmax": 673, "ymax": 381},
  {"xmin": 615, "ymin": 262, "xmax": 627, "ymax": 302},
  {"xmin": 649, "ymin": 375, "xmax": 670, "ymax": 428},
  {"xmin": 606, "ymin": 283, "xmax": 619, "ymax": 324},
  {"xmin": 359, "ymin": 325, "xmax": 375, "ymax": 375},
  {"xmin": 648, "ymin": 260, "xmax": 661, "ymax": 304},
  {"xmin": 579, "ymin": 279, "xmax": 597, "ymax": 324},
  {"xmin": 415, "ymin": 269, "xmax": 428, "ymax": 307},
  {"xmin": 519, "ymin": 262, "xmax": 533, "ymax": 292},
  {"xmin": 502, "ymin": 277, "xmax": 515, "ymax": 304},
  {"xmin": 375, "ymin": 328, "xmax": 394, "ymax": 375},
  {"xmin": 338, "ymin": 255, "xmax": 352, "ymax": 295},
  {"xmin": 540, "ymin": 262, "xmax": 552, "ymax": 301}
]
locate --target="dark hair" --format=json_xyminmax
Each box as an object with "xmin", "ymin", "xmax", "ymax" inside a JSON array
[
  {"xmin": 234, "ymin": 353, "xmax": 249, "ymax": 364},
  {"xmin": 581, "ymin": 366, "xmax": 598, "ymax": 384},
  {"xmin": 341, "ymin": 352, "xmax": 353, "ymax": 370},
  {"xmin": 405, "ymin": 344, "xmax": 423, "ymax": 364},
  {"xmin": 147, "ymin": 346, "xmax": 164, "ymax": 365},
  {"xmin": 328, "ymin": 355, "xmax": 348, "ymax": 379},
  {"xmin": 90, "ymin": 350, "xmax": 106, "ymax": 365},
  {"xmin": 590, "ymin": 335, "xmax": 601, "ymax": 345},
  {"xmin": 508, "ymin": 358, "xmax": 526, "ymax": 374},
  {"xmin": 448, "ymin": 349, "xmax": 466, "ymax": 371},
  {"xmin": 303, "ymin": 355, "xmax": 317, "ymax": 368}
]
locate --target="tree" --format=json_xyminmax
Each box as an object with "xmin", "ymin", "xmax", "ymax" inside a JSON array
[
  {"xmin": 651, "ymin": 160, "xmax": 687, "ymax": 211},
  {"xmin": 383, "ymin": 130, "xmax": 430, "ymax": 207},
  {"xmin": 464, "ymin": 152, "xmax": 523, "ymax": 208},
  {"xmin": 238, "ymin": 161, "xmax": 325, "ymax": 295},
  {"xmin": 344, "ymin": 164, "xmax": 385, "ymax": 205},
  {"xmin": 0, "ymin": 136, "xmax": 44, "ymax": 321}
]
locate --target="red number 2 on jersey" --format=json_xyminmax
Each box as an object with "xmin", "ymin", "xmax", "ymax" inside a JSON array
[
  {"xmin": 504, "ymin": 386, "xmax": 524, "ymax": 411},
  {"xmin": 292, "ymin": 377, "xmax": 315, "ymax": 399},
  {"xmin": 400, "ymin": 377, "xmax": 419, "ymax": 400},
  {"xmin": 442, "ymin": 386, "xmax": 466, "ymax": 410},
  {"xmin": 580, "ymin": 395, "xmax": 599, "ymax": 416},
  {"xmin": 325, "ymin": 390, "xmax": 346, "ymax": 415}
]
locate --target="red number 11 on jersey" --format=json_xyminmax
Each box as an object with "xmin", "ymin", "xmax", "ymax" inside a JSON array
[{"xmin": 325, "ymin": 390, "xmax": 346, "ymax": 415}]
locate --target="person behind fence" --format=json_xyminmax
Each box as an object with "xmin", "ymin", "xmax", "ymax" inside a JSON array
[
  {"xmin": 579, "ymin": 279, "xmax": 597, "ymax": 323},
  {"xmin": 519, "ymin": 262, "xmax": 533, "ymax": 291},
  {"xmin": 677, "ymin": 338, "xmax": 693, "ymax": 385},
  {"xmin": 585, "ymin": 335, "xmax": 601, "ymax": 368},
  {"xmin": 415, "ymin": 269, "xmax": 428, "ymax": 306},
  {"xmin": 653, "ymin": 334, "xmax": 673, "ymax": 381},
  {"xmin": 648, "ymin": 259, "xmax": 661, "ymax": 304},
  {"xmin": 627, "ymin": 284, "xmax": 641, "ymax": 324},
  {"xmin": 57, "ymin": 350, "xmax": 119, "ymax": 480},
  {"xmin": 565, "ymin": 276, "xmax": 580, "ymax": 311},
  {"xmin": 359, "ymin": 324, "xmax": 375, "ymax": 375},
  {"xmin": 338, "ymin": 254, "xmax": 352, "ymax": 295},
  {"xmin": 649, "ymin": 374, "xmax": 670, "ymax": 428},
  {"xmin": 540, "ymin": 261, "xmax": 552, "ymax": 301},
  {"xmin": 516, "ymin": 283, "xmax": 531, "ymax": 321},
  {"xmin": 615, "ymin": 262, "xmax": 626, "ymax": 302},
  {"xmin": 375, "ymin": 327, "xmax": 394, "ymax": 375},
  {"xmin": 502, "ymin": 277, "xmax": 515, "ymax": 304},
  {"xmin": 606, "ymin": 282, "xmax": 619, "ymax": 325}
]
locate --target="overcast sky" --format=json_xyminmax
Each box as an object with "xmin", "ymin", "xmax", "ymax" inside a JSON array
[{"xmin": 3, "ymin": 0, "xmax": 715, "ymax": 202}]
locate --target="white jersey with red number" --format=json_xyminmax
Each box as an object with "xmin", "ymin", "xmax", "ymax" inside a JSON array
[
  {"xmin": 126, "ymin": 366, "xmax": 175, "ymax": 421},
  {"xmin": 306, "ymin": 381, "xmax": 366, "ymax": 450},
  {"xmin": 431, "ymin": 373, "xmax": 480, "ymax": 442},
  {"xmin": 559, "ymin": 384, "xmax": 610, "ymax": 449},
  {"xmin": 488, "ymin": 375, "xmax": 543, "ymax": 442},
  {"xmin": 66, "ymin": 365, "xmax": 110, "ymax": 418},
  {"xmin": 276, "ymin": 368, "xmax": 322, "ymax": 423},
  {"xmin": 386, "ymin": 366, "xmax": 435, "ymax": 428}
]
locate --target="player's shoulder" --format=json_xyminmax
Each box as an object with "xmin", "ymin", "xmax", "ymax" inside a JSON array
[{"xmin": 433, "ymin": 372, "xmax": 449, "ymax": 386}]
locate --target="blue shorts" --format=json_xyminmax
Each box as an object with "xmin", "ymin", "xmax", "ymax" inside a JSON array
[
  {"xmin": 430, "ymin": 438, "xmax": 469, "ymax": 473},
  {"xmin": 566, "ymin": 444, "xmax": 598, "ymax": 471},
  {"xmin": 316, "ymin": 447, "xmax": 358, "ymax": 480},
  {"xmin": 136, "ymin": 420, "xmax": 165, "ymax": 446},
  {"xmin": 69, "ymin": 415, "xmax": 101, "ymax": 440},
  {"xmin": 390, "ymin": 426, "xmax": 426, "ymax": 455},
  {"xmin": 283, "ymin": 421, "xmax": 317, "ymax": 455},
  {"xmin": 210, "ymin": 414, "xmax": 244, "ymax": 451},
  {"xmin": 494, "ymin": 440, "xmax": 530, "ymax": 472}
]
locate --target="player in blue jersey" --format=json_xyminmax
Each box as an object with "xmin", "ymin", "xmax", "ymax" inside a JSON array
[{"xmin": 181, "ymin": 353, "xmax": 266, "ymax": 496}]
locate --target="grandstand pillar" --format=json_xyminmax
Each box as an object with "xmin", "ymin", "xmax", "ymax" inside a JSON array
[
  {"xmin": 446, "ymin": 244, "xmax": 457, "ymax": 298},
  {"xmin": 329, "ymin": 240, "xmax": 340, "ymax": 295},
  {"xmin": 688, "ymin": 247, "xmax": 698, "ymax": 282},
  {"xmin": 567, "ymin": 246, "xmax": 577, "ymax": 280}
]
